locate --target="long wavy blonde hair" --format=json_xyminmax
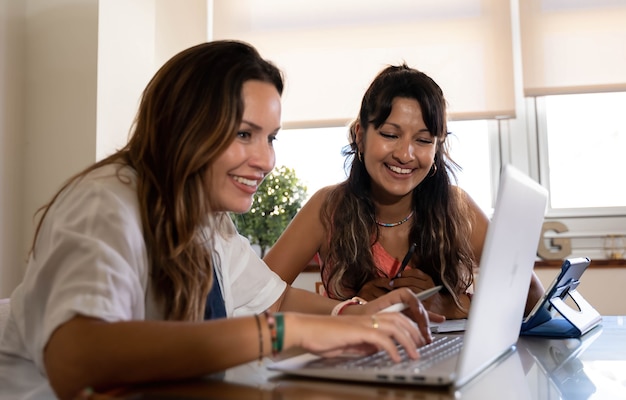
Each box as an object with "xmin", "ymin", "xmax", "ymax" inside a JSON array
[{"xmin": 31, "ymin": 41, "xmax": 284, "ymax": 321}]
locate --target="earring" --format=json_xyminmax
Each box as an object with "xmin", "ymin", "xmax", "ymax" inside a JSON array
[{"xmin": 357, "ymin": 152, "xmax": 363, "ymax": 162}]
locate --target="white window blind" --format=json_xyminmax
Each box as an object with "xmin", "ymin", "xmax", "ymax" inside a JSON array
[
  {"xmin": 212, "ymin": 0, "xmax": 516, "ymax": 127},
  {"xmin": 520, "ymin": 0, "xmax": 626, "ymax": 96}
]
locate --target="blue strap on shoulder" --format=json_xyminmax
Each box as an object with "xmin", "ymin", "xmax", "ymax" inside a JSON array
[{"xmin": 204, "ymin": 266, "xmax": 226, "ymax": 320}]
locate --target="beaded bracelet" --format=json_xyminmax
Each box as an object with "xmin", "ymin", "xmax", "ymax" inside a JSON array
[
  {"xmin": 331, "ymin": 296, "xmax": 368, "ymax": 316},
  {"xmin": 265, "ymin": 311, "xmax": 276, "ymax": 355},
  {"xmin": 263, "ymin": 311, "xmax": 284, "ymax": 357}
]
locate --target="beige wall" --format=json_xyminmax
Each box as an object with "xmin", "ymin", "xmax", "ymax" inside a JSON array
[
  {"xmin": 535, "ymin": 268, "xmax": 626, "ymax": 316},
  {"xmin": 0, "ymin": 0, "xmax": 26, "ymax": 297},
  {"xmin": 0, "ymin": 0, "xmax": 207, "ymax": 298},
  {"xmin": 0, "ymin": 0, "xmax": 99, "ymax": 298},
  {"xmin": 96, "ymin": 0, "xmax": 209, "ymax": 162}
]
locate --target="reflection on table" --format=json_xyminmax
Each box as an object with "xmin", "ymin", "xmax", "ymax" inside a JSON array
[{"xmin": 112, "ymin": 316, "xmax": 626, "ymax": 400}]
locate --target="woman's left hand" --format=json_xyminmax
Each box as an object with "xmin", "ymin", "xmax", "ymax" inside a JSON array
[
  {"xmin": 390, "ymin": 268, "xmax": 435, "ymax": 294},
  {"xmin": 355, "ymin": 276, "xmax": 393, "ymax": 301},
  {"xmin": 342, "ymin": 287, "xmax": 442, "ymax": 344}
]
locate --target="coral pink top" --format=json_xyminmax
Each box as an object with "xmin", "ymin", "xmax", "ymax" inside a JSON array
[
  {"xmin": 318, "ymin": 242, "xmax": 410, "ymax": 297},
  {"xmin": 372, "ymin": 242, "xmax": 409, "ymax": 278}
]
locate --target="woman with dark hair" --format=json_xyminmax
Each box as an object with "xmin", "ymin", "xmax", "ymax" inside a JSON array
[
  {"xmin": 0, "ymin": 43, "xmax": 432, "ymax": 400},
  {"xmin": 265, "ymin": 64, "xmax": 544, "ymax": 319}
]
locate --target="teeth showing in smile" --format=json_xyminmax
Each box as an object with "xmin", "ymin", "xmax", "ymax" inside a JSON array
[
  {"xmin": 387, "ymin": 164, "xmax": 412, "ymax": 174},
  {"xmin": 234, "ymin": 176, "xmax": 258, "ymax": 187}
]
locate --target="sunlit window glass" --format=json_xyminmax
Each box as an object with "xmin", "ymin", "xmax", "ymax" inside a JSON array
[
  {"xmin": 544, "ymin": 92, "xmax": 626, "ymax": 209},
  {"xmin": 447, "ymin": 120, "xmax": 493, "ymax": 214},
  {"xmin": 274, "ymin": 127, "xmax": 350, "ymax": 203}
]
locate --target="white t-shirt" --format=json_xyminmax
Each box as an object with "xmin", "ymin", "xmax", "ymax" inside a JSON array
[{"xmin": 0, "ymin": 163, "xmax": 286, "ymax": 399}]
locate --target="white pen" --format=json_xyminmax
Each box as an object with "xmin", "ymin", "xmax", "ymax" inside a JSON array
[{"xmin": 378, "ymin": 285, "xmax": 443, "ymax": 313}]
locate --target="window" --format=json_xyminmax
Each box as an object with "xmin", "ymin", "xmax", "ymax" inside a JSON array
[
  {"xmin": 273, "ymin": 126, "xmax": 350, "ymax": 203},
  {"xmin": 274, "ymin": 121, "xmax": 494, "ymax": 213},
  {"xmin": 537, "ymin": 92, "xmax": 626, "ymax": 213},
  {"xmin": 446, "ymin": 120, "xmax": 494, "ymax": 214}
]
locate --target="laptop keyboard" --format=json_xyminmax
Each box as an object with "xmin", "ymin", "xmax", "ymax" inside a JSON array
[{"xmin": 305, "ymin": 335, "xmax": 463, "ymax": 371}]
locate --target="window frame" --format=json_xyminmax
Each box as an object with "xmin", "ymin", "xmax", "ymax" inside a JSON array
[{"xmin": 532, "ymin": 96, "xmax": 626, "ymax": 219}]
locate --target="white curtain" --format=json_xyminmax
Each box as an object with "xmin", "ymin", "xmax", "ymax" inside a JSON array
[
  {"xmin": 212, "ymin": 0, "xmax": 516, "ymax": 127},
  {"xmin": 520, "ymin": 0, "xmax": 626, "ymax": 96}
]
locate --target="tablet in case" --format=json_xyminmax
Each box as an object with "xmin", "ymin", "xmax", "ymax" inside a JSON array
[{"xmin": 521, "ymin": 257, "xmax": 602, "ymax": 338}]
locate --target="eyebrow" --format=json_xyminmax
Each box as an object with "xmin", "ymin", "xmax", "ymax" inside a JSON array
[{"xmin": 240, "ymin": 120, "xmax": 262, "ymax": 130}]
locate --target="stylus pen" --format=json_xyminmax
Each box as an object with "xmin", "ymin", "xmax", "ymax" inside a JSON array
[{"xmin": 378, "ymin": 285, "xmax": 443, "ymax": 313}]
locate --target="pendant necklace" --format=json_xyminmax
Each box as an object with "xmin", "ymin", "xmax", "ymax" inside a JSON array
[{"xmin": 375, "ymin": 211, "xmax": 414, "ymax": 228}]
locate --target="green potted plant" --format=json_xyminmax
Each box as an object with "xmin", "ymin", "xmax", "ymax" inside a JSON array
[{"xmin": 231, "ymin": 165, "xmax": 307, "ymax": 257}]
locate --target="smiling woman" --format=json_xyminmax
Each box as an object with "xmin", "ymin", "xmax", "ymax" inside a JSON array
[
  {"xmin": 264, "ymin": 63, "xmax": 546, "ymax": 320},
  {"xmin": 0, "ymin": 40, "xmax": 434, "ymax": 400}
]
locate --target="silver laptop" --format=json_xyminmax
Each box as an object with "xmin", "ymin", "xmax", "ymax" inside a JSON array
[{"xmin": 268, "ymin": 164, "xmax": 549, "ymax": 388}]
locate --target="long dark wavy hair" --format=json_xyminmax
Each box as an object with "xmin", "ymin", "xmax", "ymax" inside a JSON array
[
  {"xmin": 320, "ymin": 64, "xmax": 474, "ymax": 310},
  {"xmin": 31, "ymin": 40, "xmax": 284, "ymax": 321}
]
